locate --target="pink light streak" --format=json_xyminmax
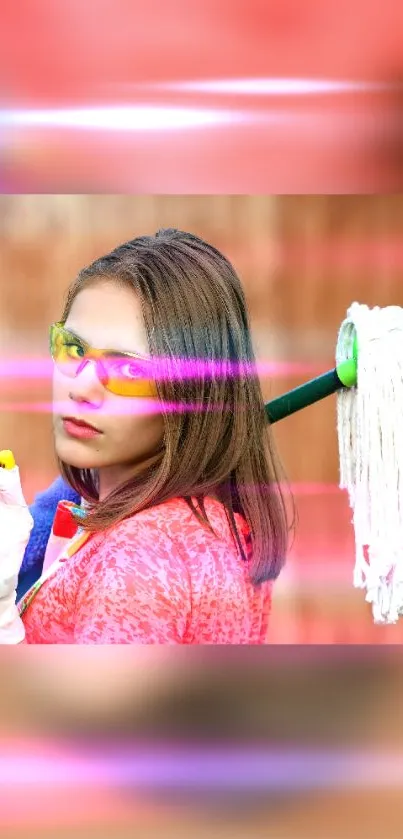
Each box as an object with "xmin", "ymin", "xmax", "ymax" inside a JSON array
[
  {"xmin": 5, "ymin": 74, "xmax": 397, "ymax": 138},
  {"xmin": 0, "ymin": 400, "xmax": 228, "ymax": 416},
  {"xmin": 142, "ymin": 77, "xmax": 402, "ymax": 96},
  {"xmin": 0, "ymin": 105, "xmax": 245, "ymax": 132},
  {"xmin": 0, "ymin": 357, "xmax": 326, "ymax": 379},
  {"xmin": 0, "ymin": 742, "xmax": 403, "ymax": 790}
]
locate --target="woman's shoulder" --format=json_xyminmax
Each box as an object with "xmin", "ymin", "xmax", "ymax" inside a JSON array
[
  {"xmin": 77, "ymin": 498, "xmax": 193, "ymax": 587},
  {"xmin": 108, "ymin": 496, "xmax": 209, "ymax": 544},
  {"xmin": 75, "ymin": 496, "xmax": 253, "ymax": 616},
  {"xmin": 106, "ymin": 495, "xmax": 250, "ymax": 564},
  {"xmin": 113, "ymin": 495, "xmax": 246, "ymax": 537}
]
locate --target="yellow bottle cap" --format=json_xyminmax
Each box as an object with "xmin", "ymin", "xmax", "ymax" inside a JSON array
[{"xmin": 0, "ymin": 450, "xmax": 16, "ymax": 469}]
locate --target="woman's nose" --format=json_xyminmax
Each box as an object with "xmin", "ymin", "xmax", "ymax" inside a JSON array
[{"xmin": 67, "ymin": 358, "xmax": 105, "ymax": 405}]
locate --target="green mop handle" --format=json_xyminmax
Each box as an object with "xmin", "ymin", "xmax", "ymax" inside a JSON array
[{"xmin": 265, "ymin": 353, "xmax": 357, "ymax": 424}]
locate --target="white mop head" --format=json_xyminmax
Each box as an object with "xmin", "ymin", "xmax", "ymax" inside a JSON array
[{"xmin": 336, "ymin": 302, "xmax": 403, "ymax": 624}]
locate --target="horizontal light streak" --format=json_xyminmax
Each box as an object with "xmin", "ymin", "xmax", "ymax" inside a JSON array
[
  {"xmin": 0, "ymin": 400, "xmax": 225, "ymax": 416},
  {"xmin": 0, "ymin": 358, "xmax": 325, "ymax": 378},
  {"xmin": 1, "ymin": 745, "xmax": 403, "ymax": 789},
  {"xmin": 153, "ymin": 77, "xmax": 399, "ymax": 96},
  {"xmin": 0, "ymin": 105, "xmax": 244, "ymax": 131}
]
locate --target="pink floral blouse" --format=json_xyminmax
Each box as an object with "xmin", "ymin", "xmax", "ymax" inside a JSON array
[{"xmin": 22, "ymin": 496, "xmax": 272, "ymax": 644}]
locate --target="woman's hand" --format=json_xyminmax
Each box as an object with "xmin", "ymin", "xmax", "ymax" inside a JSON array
[
  {"xmin": 0, "ymin": 457, "xmax": 34, "ymax": 574},
  {"xmin": 0, "ymin": 453, "xmax": 34, "ymax": 643}
]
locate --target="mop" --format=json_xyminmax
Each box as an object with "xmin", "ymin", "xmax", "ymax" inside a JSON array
[{"xmin": 266, "ymin": 302, "xmax": 403, "ymax": 625}]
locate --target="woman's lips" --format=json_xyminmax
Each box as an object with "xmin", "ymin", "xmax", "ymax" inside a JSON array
[{"xmin": 62, "ymin": 418, "xmax": 102, "ymax": 440}]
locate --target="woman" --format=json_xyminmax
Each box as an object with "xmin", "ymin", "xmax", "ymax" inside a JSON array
[{"xmin": 16, "ymin": 228, "xmax": 290, "ymax": 643}]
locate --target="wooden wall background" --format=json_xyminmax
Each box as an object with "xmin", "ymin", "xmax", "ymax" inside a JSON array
[{"xmin": 1, "ymin": 195, "xmax": 403, "ymax": 642}]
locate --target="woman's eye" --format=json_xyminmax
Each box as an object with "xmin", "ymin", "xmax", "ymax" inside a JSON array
[
  {"xmin": 65, "ymin": 342, "xmax": 85, "ymax": 359},
  {"xmin": 108, "ymin": 359, "xmax": 147, "ymax": 379}
]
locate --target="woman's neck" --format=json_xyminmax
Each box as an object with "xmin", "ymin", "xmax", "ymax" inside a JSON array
[{"xmin": 97, "ymin": 452, "xmax": 162, "ymax": 501}]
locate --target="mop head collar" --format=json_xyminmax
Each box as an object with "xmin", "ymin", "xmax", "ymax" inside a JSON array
[{"xmin": 336, "ymin": 302, "xmax": 403, "ymax": 624}]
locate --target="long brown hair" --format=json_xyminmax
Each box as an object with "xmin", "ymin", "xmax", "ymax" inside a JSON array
[{"xmin": 58, "ymin": 229, "xmax": 291, "ymax": 585}]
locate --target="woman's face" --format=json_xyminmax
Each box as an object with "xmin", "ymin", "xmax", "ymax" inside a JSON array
[{"xmin": 52, "ymin": 280, "xmax": 165, "ymax": 498}]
